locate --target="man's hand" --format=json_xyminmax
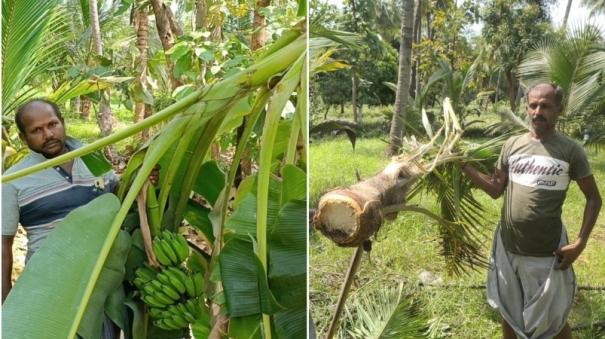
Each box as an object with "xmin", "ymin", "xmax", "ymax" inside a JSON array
[
  {"xmin": 149, "ymin": 165, "xmax": 160, "ymax": 186},
  {"xmin": 554, "ymin": 239, "xmax": 586, "ymax": 270}
]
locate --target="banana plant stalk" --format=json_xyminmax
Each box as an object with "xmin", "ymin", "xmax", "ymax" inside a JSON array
[
  {"xmin": 256, "ymin": 53, "xmax": 306, "ymax": 338},
  {"xmin": 216, "ymin": 88, "xmax": 271, "ymax": 255}
]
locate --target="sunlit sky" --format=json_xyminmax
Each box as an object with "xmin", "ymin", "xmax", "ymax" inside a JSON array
[{"xmin": 323, "ymin": 0, "xmax": 604, "ymax": 35}]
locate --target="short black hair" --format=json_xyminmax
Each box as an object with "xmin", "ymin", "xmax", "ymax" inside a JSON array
[
  {"xmin": 15, "ymin": 98, "xmax": 63, "ymax": 133},
  {"xmin": 526, "ymin": 83, "xmax": 565, "ymax": 111}
]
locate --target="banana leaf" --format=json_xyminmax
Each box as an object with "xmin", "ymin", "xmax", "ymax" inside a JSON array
[
  {"xmin": 79, "ymin": 231, "xmax": 131, "ymax": 339},
  {"xmin": 220, "ymin": 166, "xmax": 307, "ymax": 337},
  {"xmin": 2, "ymin": 194, "xmax": 121, "ymax": 338}
]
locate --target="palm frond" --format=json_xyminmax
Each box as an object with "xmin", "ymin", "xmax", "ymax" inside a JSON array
[
  {"xmin": 2, "ymin": 0, "xmax": 66, "ymax": 115},
  {"xmin": 518, "ymin": 23, "xmax": 605, "ymax": 116},
  {"xmin": 339, "ymin": 282, "xmax": 427, "ymax": 339}
]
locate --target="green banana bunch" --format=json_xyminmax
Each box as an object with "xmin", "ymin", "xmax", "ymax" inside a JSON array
[
  {"xmin": 150, "ymin": 299, "xmax": 202, "ymax": 330},
  {"xmin": 135, "ymin": 231, "xmax": 205, "ymax": 331},
  {"xmin": 133, "ymin": 265, "xmax": 158, "ymax": 289},
  {"xmin": 151, "ymin": 231, "xmax": 190, "ymax": 266}
]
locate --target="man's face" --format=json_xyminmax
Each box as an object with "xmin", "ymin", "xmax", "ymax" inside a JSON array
[
  {"xmin": 19, "ymin": 103, "xmax": 66, "ymax": 158},
  {"xmin": 527, "ymin": 85, "xmax": 561, "ymax": 135}
]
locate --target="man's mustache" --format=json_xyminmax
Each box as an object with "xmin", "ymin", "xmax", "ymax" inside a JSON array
[
  {"xmin": 43, "ymin": 139, "xmax": 60, "ymax": 147},
  {"xmin": 532, "ymin": 116, "xmax": 547, "ymax": 122}
]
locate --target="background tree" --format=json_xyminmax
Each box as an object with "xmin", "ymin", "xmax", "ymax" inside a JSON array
[
  {"xmin": 481, "ymin": 0, "xmax": 554, "ymax": 113},
  {"xmin": 133, "ymin": 1, "xmax": 151, "ymax": 125},
  {"xmin": 88, "ymin": 0, "xmax": 115, "ymax": 138},
  {"xmin": 387, "ymin": 0, "xmax": 415, "ymax": 156},
  {"xmin": 582, "ymin": 0, "xmax": 605, "ymax": 15}
]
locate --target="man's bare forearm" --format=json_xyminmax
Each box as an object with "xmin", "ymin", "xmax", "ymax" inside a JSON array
[
  {"xmin": 575, "ymin": 175, "xmax": 602, "ymax": 246},
  {"xmin": 577, "ymin": 192, "xmax": 602, "ymax": 245},
  {"xmin": 2, "ymin": 237, "xmax": 14, "ymax": 303},
  {"xmin": 461, "ymin": 164, "xmax": 506, "ymax": 199}
]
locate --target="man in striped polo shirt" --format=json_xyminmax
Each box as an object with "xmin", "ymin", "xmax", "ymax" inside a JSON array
[{"xmin": 1, "ymin": 99, "xmax": 121, "ymax": 302}]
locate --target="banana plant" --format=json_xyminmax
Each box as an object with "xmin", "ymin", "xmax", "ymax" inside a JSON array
[{"xmin": 2, "ymin": 15, "xmax": 307, "ymax": 338}]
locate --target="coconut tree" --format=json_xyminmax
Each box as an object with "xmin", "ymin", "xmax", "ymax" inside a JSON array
[
  {"xmin": 150, "ymin": 0, "xmax": 183, "ymax": 89},
  {"xmin": 518, "ymin": 23, "xmax": 605, "ymax": 118},
  {"xmin": 1, "ymin": 0, "xmax": 65, "ymax": 116},
  {"xmin": 89, "ymin": 0, "xmax": 116, "ymax": 139},
  {"xmin": 386, "ymin": 0, "xmax": 415, "ymax": 156},
  {"xmin": 582, "ymin": 0, "xmax": 605, "ymax": 15},
  {"xmin": 133, "ymin": 1, "xmax": 151, "ymax": 124}
]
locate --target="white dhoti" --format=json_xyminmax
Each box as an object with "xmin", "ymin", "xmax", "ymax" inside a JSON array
[{"xmin": 486, "ymin": 225, "xmax": 576, "ymax": 339}]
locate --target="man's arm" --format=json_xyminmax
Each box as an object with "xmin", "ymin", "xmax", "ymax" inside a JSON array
[
  {"xmin": 2, "ymin": 235, "xmax": 15, "ymax": 303},
  {"xmin": 461, "ymin": 163, "xmax": 508, "ymax": 199},
  {"xmin": 555, "ymin": 174, "xmax": 602, "ymax": 270}
]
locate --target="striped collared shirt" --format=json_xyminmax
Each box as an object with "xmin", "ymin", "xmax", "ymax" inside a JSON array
[{"xmin": 2, "ymin": 138, "xmax": 118, "ymax": 260}]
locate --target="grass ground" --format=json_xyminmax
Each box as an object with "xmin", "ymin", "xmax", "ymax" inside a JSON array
[
  {"xmin": 65, "ymin": 114, "xmax": 138, "ymax": 155},
  {"xmin": 310, "ymin": 132, "xmax": 605, "ymax": 338}
]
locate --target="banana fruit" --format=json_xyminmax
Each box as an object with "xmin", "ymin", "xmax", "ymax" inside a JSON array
[
  {"xmin": 151, "ymin": 231, "xmax": 190, "ymax": 267},
  {"xmin": 134, "ymin": 230, "xmax": 205, "ymax": 331}
]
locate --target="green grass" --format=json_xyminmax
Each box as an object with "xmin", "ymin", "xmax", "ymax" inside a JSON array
[
  {"xmin": 65, "ymin": 113, "xmax": 139, "ymax": 156},
  {"xmin": 310, "ymin": 135, "xmax": 605, "ymax": 338}
]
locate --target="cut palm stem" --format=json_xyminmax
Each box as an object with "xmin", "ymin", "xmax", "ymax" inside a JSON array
[
  {"xmin": 314, "ymin": 98, "xmax": 465, "ymax": 247},
  {"xmin": 326, "ymin": 245, "xmax": 364, "ymax": 339}
]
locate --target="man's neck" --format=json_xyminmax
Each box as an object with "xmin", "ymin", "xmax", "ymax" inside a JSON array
[{"xmin": 529, "ymin": 128, "xmax": 556, "ymax": 141}]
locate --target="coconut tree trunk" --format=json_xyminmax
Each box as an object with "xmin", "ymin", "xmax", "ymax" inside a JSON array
[
  {"xmin": 252, "ymin": 0, "xmax": 271, "ymax": 50},
  {"xmin": 235, "ymin": 0, "xmax": 271, "ymax": 186},
  {"xmin": 387, "ymin": 0, "xmax": 415, "ymax": 156},
  {"xmin": 134, "ymin": 4, "xmax": 149, "ymax": 125},
  {"xmin": 562, "ymin": 0, "xmax": 572, "ymax": 31},
  {"xmin": 195, "ymin": 0, "xmax": 208, "ymax": 30},
  {"xmin": 426, "ymin": 8, "xmax": 432, "ymax": 40},
  {"xmin": 410, "ymin": 0, "xmax": 422, "ymax": 100},
  {"xmin": 495, "ymin": 69, "xmax": 501, "ymax": 102},
  {"xmin": 351, "ymin": 65, "xmax": 359, "ymax": 124},
  {"xmin": 314, "ymin": 159, "xmax": 424, "ymax": 247},
  {"xmin": 80, "ymin": 97, "xmax": 91, "ymax": 120},
  {"xmin": 70, "ymin": 97, "xmax": 80, "ymax": 117},
  {"xmin": 150, "ymin": 0, "xmax": 182, "ymax": 89},
  {"xmin": 88, "ymin": 0, "xmax": 114, "ymax": 138},
  {"xmin": 506, "ymin": 71, "xmax": 518, "ymax": 113}
]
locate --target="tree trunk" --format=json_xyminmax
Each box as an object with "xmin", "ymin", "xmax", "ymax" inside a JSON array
[
  {"xmin": 166, "ymin": 7, "xmax": 183, "ymax": 37},
  {"xmin": 97, "ymin": 91, "xmax": 114, "ymax": 138},
  {"xmin": 251, "ymin": 0, "xmax": 271, "ymax": 50},
  {"xmin": 314, "ymin": 159, "xmax": 424, "ymax": 247},
  {"xmin": 506, "ymin": 71, "xmax": 518, "ymax": 113},
  {"xmin": 426, "ymin": 8, "xmax": 432, "ymax": 40},
  {"xmin": 134, "ymin": 4, "xmax": 149, "ymax": 125},
  {"xmin": 150, "ymin": 0, "xmax": 182, "ymax": 89},
  {"xmin": 196, "ymin": 0, "xmax": 209, "ymax": 83},
  {"xmin": 387, "ymin": 0, "xmax": 415, "ymax": 156},
  {"xmin": 88, "ymin": 0, "xmax": 114, "ymax": 138},
  {"xmin": 410, "ymin": 0, "xmax": 422, "ymax": 100},
  {"xmin": 70, "ymin": 97, "xmax": 80, "ymax": 117},
  {"xmin": 495, "ymin": 69, "xmax": 501, "ymax": 102},
  {"xmin": 562, "ymin": 0, "xmax": 572, "ymax": 31},
  {"xmin": 235, "ymin": 0, "xmax": 271, "ymax": 185},
  {"xmin": 89, "ymin": 0, "xmax": 103, "ymax": 55},
  {"xmin": 351, "ymin": 66, "xmax": 359, "ymax": 124},
  {"xmin": 80, "ymin": 97, "xmax": 91, "ymax": 120},
  {"xmin": 195, "ymin": 0, "xmax": 208, "ymax": 30}
]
